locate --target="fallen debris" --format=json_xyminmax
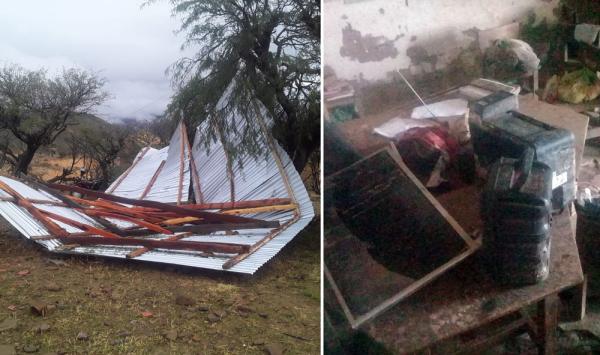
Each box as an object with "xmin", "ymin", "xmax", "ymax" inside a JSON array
[
  {"xmin": 30, "ymin": 302, "xmax": 50, "ymax": 317},
  {"xmin": 76, "ymin": 331, "xmax": 89, "ymax": 341},
  {"xmin": 0, "ymin": 109, "xmax": 314, "ymax": 274}
]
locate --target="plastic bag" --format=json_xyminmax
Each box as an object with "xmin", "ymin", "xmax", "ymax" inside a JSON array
[
  {"xmin": 503, "ymin": 39, "xmax": 540, "ymax": 74},
  {"xmin": 557, "ymin": 68, "xmax": 600, "ymax": 104}
]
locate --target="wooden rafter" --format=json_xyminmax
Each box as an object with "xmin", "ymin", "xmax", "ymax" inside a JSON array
[
  {"xmin": 39, "ymin": 209, "xmax": 121, "ymax": 239},
  {"xmin": 139, "ymin": 160, "xmax": 165, "ymax": 200},
  {"xmin": 47, "ymin": 183, "xmax": 278, "ymax": 226},
  {"xmin": 222, "ymin": 215, "xmax": 299, "ymax": 269},
  {"xmin": 55, "ymin": 235, "xmax": 250, "ymax": 254},
  {"xmin": 106, "ymin": 146, "xmax": 150, "ymax": 194},
  {"xmin": 177, "ymin": 121, "xmax": 186, "ymax": 205},
  {"xmin": 184, "ymin": 198, "xmax": 292, "ymax": 210},
  {"xmin": 221, "ymin": 99, "xmax": 303, "ymax": 270},
  {"xmin": 17, "ymin": 175, "xmax": 126, "ymax": 236},
  {"xmin": 185, "ymin": 125, "xmax": 204, "ymax": 204},
  {"xmin": 126, "ymin": 232, "xmax": 192, "ymax": 259},
  {"xmin": 0, "ymin": 180, "xmax": 69, "ymax": 237},
  {"xmin": 125, "ymin": 221, "xmax": 279, "ymax": 236}
]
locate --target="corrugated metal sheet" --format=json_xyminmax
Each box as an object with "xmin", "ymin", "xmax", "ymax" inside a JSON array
[
  {"xmin": 105, "ymin": 147, "xmax": 168, "ymax": 199},
  {"xmin": 106, "ymin": 122, "xmax": 190, "ymax": 204},
  {"xmin": 190, "ymin": 115, "xmax": 314, "ymax": 273},
  {"xmin": 0, "ymin": 103, "xmax": 314, "ymax": 274}
]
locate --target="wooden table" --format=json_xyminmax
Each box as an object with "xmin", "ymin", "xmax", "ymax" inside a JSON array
[
  {"xmin": 327, "ymin": 91, "xmax": 588, "ymax": 354},
  {"xmin": 325, "ymin": 185, "xmax": 585, "ymax": 354}
]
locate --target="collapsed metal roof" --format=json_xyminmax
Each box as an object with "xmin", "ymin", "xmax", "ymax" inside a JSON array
[{"xmin": 0, "ymin": 105, "xmax": 314, "ymax": 274}]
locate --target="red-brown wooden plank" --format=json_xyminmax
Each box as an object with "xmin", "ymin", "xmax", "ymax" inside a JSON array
[
  {"xmin": 48, "ymin": 183, "xmax": 276, "ymax": 226},
  {"xmin": 56, "ymin": 235, "xmax": 249, "ymax": 254}
]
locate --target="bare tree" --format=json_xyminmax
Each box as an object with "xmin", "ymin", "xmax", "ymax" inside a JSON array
[
  {"xmin": 0, "ymin": 64, "xmax": 109, "ymax": 174},
  {"xmin": 79, "ymin": 125, "xmax": 129, "ymax": 188},
  {"xmin": 46, "ymin": 133, "xmax": 84, "ymax": 184}
]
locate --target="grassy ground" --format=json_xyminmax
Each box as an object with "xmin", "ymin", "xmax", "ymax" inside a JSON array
[{"xmin": 0, "ymin": 213, "xmax": 320, "ymax": 354}]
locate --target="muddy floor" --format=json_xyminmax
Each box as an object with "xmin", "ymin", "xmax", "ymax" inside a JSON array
[{"xmin": 0, "ymin": 212, "xmax": 320, "ymax": 354}]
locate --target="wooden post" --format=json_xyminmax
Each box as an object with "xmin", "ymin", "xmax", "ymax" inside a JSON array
[{"xmin": 536, "ymin": 293, "xmax": 559, "ymax": 355}]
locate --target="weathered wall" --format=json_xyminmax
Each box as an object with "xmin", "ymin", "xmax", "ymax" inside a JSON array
[{"xmin": 324, "ymin": 0, "xmax": 559, "ymax": 82}]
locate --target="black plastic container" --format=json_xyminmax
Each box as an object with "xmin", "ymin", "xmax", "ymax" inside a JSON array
[
  {"xmin": 472, "ymin": 111, "xmax": 576, "ymax": 211},
  {"xmin": 472, "ymin": 91, "xmax": 519, "ymax": 120},
  {"xmin": 482, "ymin": 157, "xmax": 553, "ymax": 285}
]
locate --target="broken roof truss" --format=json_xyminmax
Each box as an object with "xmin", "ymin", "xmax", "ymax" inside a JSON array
[{"xmin": 0, "ymin": 104, "xmax": 314, "ymax": 274}]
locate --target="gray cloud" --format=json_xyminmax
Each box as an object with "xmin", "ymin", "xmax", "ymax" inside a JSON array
[{"xmin": 0, "ymin": 0, "xmax": 190, "ymax": 121}]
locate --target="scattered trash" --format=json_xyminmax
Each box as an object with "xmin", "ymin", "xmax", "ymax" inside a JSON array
[
  {"xmin": 484, "ymin": 39, "xmax": 540, "ymax": 79},
  {"xmin": 141, "ymin": 311, "xmax": 153, "ymax": 318},
  {"xmin": 545, "ymin": 68, "xmax": 600, "ymax": 104},
  {"xmin": 395, "ymin": 127, "xmax": 459, "ymax": 187},
  {"xmin": 30, "ymin": 302, "xmax": 49, "ymax": 317},
  {"xmin": 373, "ymin": 117, "xmax": 436, "ymax": 139},
  {"xmin": 410, "ymin": 99, "xmax": 468, "ymax": 119},
  {"xmin": 17, "ymin": 270, "xmax": 30, "ymax": 276}
]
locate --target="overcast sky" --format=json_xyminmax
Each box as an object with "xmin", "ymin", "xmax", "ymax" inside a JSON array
[{"xmin": 0, "ymin": 1, "xmax": 190, "ymax": 122}]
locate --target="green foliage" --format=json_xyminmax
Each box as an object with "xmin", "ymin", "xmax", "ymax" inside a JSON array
[
  {"xmin": 520, "ymin": 12, "xmax": 571, "ymax": 69},
  {"xmin": 0, "ymin": 64, "xmax": 109, "ymax": 174},
  {"xmin": 147, "ymin": 0, "xmax": 320, "ymax": 170}
]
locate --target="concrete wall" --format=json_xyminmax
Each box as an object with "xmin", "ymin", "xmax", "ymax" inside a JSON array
[{"xmin": 323, "ymin": 0, "xmax": 559, "ymax": 82}]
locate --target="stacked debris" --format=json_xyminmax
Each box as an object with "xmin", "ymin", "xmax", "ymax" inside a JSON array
[{"xmin": 0, "ymin": 104, "xmax": 314, "ymax": 274}]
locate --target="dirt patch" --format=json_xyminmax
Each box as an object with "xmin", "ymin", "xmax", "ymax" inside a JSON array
[{"xmin": 0, "ymin": 214, "xmax": 320, "ymax": 354}]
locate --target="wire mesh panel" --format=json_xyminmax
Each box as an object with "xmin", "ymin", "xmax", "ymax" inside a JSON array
[{"xmin": 324, "ymin": 144, "xmax": 480, "ymax": 328}]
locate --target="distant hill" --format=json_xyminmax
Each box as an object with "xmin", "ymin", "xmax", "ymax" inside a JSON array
[
  {"xmin": 51, "ymin": 113, "xmax": 114, "ymax": 154},
  {"xmin": 0, "ymin": 113, "xmax": 114, "ymax": 156}
]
